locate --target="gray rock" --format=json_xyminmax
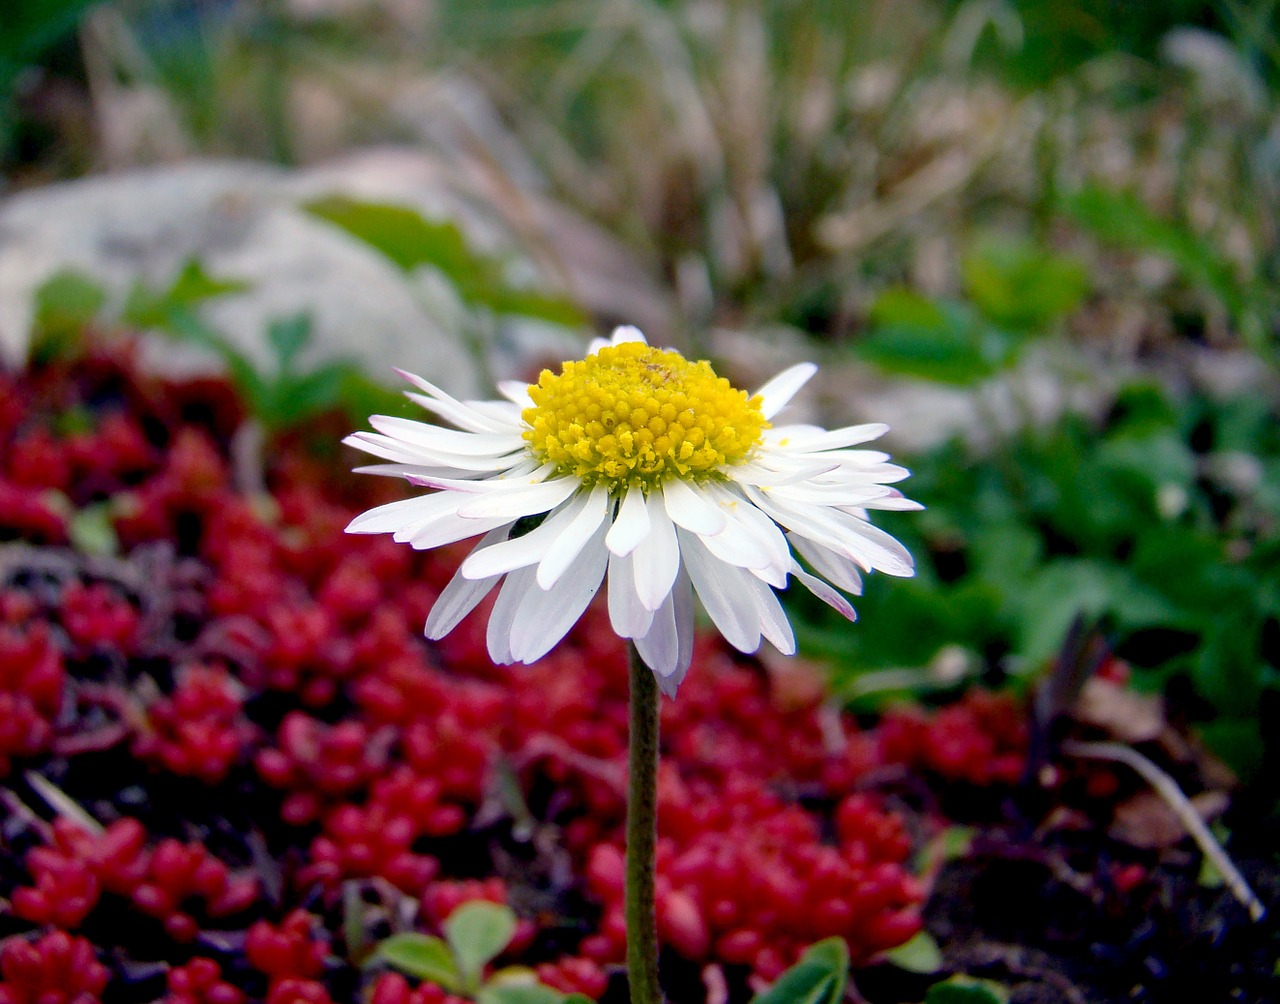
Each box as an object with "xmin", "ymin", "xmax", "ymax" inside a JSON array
[{"xmin": 0, "ymin": 149, "xmax": 673, "ymax": 397}]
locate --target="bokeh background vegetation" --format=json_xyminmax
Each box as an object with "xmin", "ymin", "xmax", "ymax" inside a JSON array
[{"xmin": 4, "ymin": 0, "xmax": 1278, "ymax": 787}]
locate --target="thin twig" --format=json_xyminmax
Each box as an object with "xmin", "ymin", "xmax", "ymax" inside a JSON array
[{"xmin": 1062, "ymin": 740, "xmax": 1265, "ymax": 922}]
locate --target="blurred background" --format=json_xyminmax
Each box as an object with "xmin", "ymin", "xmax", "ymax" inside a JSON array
[{"xmin": 2, "ymin": 0, "xmax": 1278, "ymax": 783}]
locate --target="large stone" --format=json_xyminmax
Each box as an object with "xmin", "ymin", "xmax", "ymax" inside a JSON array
[{"xmin": 0, "ymin": 149, "xmax": 673, "ymax": 395}]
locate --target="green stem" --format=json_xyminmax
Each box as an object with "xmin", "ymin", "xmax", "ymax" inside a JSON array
[{"xmin": 626, "ymin": 642, "xmax": 663, "ymax": 1004}]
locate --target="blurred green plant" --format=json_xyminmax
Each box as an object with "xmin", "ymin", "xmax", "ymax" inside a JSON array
[
  {"xmin": 853, "ymin": 237, "xmax": 1088, "ymax": 384},
  {"xmin": 922, "ymin": 976, "xmax": 1008, "ymax": 1004},
  {"xmin": 790, "ymin": 380, "xmax": 1280, "ymax": 778},
  {"xmin": 748, "ymin": 936, "xmax": 847, "ymax": 1004},
  {"xmin": 30, "ymin": 261, "xmax": 410, "ymax": 435},
  {"xmin": 305, "ymin": 197, "xmax": 585, "ymax": 328},
  {"xmin": 953, "ymin": 0, "xmax": 1236, "ymax": 86},
  {"xmin": 373, "ymin": 901, "xmax": 591, "ymax": 1004},
  {"xmin": 1064, "ymin": 186, "xmax": 1277, "ymax": 357},
  {"xmin": 0, "ymin": 0, "xmax": 98, "ymax": 165}
]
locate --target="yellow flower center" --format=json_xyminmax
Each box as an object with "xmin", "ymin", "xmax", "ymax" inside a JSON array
[{"xmin": 523, "ymin": 341, "xmax": 767, "ymax": 492}]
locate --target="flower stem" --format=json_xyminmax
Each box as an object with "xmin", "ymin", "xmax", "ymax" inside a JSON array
[{"xmin": 626, "ymin": 641, "xmax": 663, "ymax": 1004}]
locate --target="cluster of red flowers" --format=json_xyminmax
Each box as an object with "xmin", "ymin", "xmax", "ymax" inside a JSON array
[
  {"xmin": 11, "ymin": 816, "xmax": 258, "ymax": 940},
  {"xmin": 0, "ymin": 340, "xmax": 1029, "ymax": 1003}
]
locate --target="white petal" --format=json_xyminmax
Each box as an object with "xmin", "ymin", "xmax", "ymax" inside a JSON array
[
  {"xmin": 698, "ymin": 515, "xmax": 775, "ymax": 573},
  {"xmin": 537, "ymin": 485, "xmax": 611, "ymax": 588},
  {"xmin": 353, "ymin": 463, "xmax": 486, "ymax": 480},
  {"xmin": 705, "ymin": 483, "xmax": 790, "ymax": 581},
  {"xmin": 754, "ymin": 362, "xmax": 817, "ymax": 419},
  {"xmin": 425, "ymin": 527, "xmax": 510, "ymax": 638},
  {"xmin": 406, "ymin": 462, "xmax": 555, "ymax": 494},
  {"xmin": 608, "ymin": 551, "xmax": 655, "ymax": 639},
  {"xmin": 460, "ymin": 497, "xmax": 583, "ymax": 579},
  {"xmin": 397, "ymin": 369, "xmax": 514, "ymax": 433},
  {"xmin": 764, "ymin": 482, "xmax": 893, "ymax": 507},
  {"xmin": 688, "ymin": 484, "xmax": 784, "ymax": 578},
  {"xmin": 496, "ymin": 381, "xmax": 534, "ymax": 407},
  {"xmin": 662, "ymin": 477, "xmax": 728, "ymax": 536},
  {"xmin": 768, "ymin": 423, "xmax": 888, "ymax": 450},
  {"xmin": 346, "ymin": 494, "xmax": 454, "ymax": 534},
  {"xmin": 605, "ymin": 485, "xmax": 651, "ymax": 556},
  {"xmin": 727, "ymin": 460, "xmax": 841, "ymax": 488},
  {"xmin": 391, "ymin": 497, "xmax": 471, "ymax": 543},
  {"xmin": 635, "ymin": 590, "xmax": 678, "ymax": 677},
  {"xmin": 789, "ymin": 533, "xmax": 863, "ymax": 594},
  {"xmin": 508, "ymin": 522, "xmax": 610, "ymax": 662},
  {"xmin": 790, "ymin": 561, "xmax": 857, "ymax": 622},
  {"xmin": 367, "ymin": 417, "xmax": 524, "ymax": 456},
  {"xmin": 654, "ymin": 571, "xmax": 695, "ymax": 698},
  {"xmin": 486, "ymin": 565, "xmax": 537, "ymax": 664},
  {"xmin": 746, "ymin": 575, "xmax": 795, "ymax": 654},
  {"xmin": 632, "ymin": 492, "xmax": 680, "ymax": 610},
  {"xmin": 455, "ymin": 476, "xmax": 580, "ymax": 520},
  {"xmin": 468, "ymin": 400, "xmax": 526, "ymax": 427},
  {"xmin": 678, "ymin": 530, "xmax": 761, "ymax": 654},
  {"xmin": 358, "ymin": 435, "xmax": 521, "ymax": 472},
  {"xmin": 404, "ymin": 512, "xmax": 511, "ymax": 550},
  {"xmin": 862, "ymin": 493, "xmax": 926, "ymax": 511},
  {"xmin": 588, "ymin": 325, "xmax": 647, "ymax": 354},
  {"xmin": 344, "ymin": 432, "xmax": 440, "ymax": 466},
  {"xmin": 751, "ymin": 491, "xmax": 913, "ymax": 576}
]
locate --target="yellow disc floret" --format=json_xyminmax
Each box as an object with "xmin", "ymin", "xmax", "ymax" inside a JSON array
[{"xmin": 523, "ymin": 341, "xmax": 767, "ymax": 492}]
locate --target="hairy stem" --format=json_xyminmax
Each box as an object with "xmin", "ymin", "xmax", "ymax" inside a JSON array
[{"xmin": 626, "ymin": 642, "xmax": 663, "ymax": 1004}]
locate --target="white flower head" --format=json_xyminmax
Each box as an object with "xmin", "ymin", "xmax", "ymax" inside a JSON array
[{"xmin": 345, "ymin": 326, "xmax": 919, "ymax": 697}]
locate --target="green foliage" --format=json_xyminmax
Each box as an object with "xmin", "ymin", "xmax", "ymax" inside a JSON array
[
  {"xmin": 373, "ymin": 902, "xmax": 581, "ymax": 1004},
  {"xmin": 376, "ymin": 934, "xmax": 460, "ymax": 991},
  {"xmin": 122, "ymin": 263, "xmax": 367, "ymax": 432},
  {"xmin": 923, "ymin": 976, "xmax": 1009, "ymax": 1004},
  {"xmin": 961, "ymin": 238, "xmax": 1089, "ymax": 334},
  {"xmin": 883, "ymin": 931, "xmax": 944, "ymax": 975},
  {"xmin": 28, "ymin": 261, "xmax": 414, "ymax": 435},
  {"xmin": 1063, "ymin": 186, "xmax": 1274, "ymax": 353},
  {"xmin": 67, "ymin": 502, "xmax": 119, "ymax": 558},
  {"xmin": 0, "ymin": 0, "xmax": 98, "ymax": 150},
  {"xmin": 854, "ymin": 239, "xmax": 1087, "ymax": 385},
  {"xmin": 444, "ymin": 902, "xmax": 519, "ymax": 992},
  {"xmin": 31, "ymin": 270, "xmax": 107, "ymax": 362},
  {"xmin": 749, "ymin": 937, "xmax": 848, "ymax": 1004},
  {"xmin": 305, "ymin": 197, "xmax": 585, "ymax": 327},
  {"xmin": 790, "ymin": 380, "xmax": 1280, "ymax": 778},
  {"xmin": 955, "ymin": 0, "xmax": 1232, "ymax": 86}
]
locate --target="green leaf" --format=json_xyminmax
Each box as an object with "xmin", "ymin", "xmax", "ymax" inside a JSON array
[
  {"xmin": 749, "ymin": 937, "xmax": 847, "ymax": 1004},
  {"xmin": 68, "ymin": 503, "xmax": 119, "ymax": 558},
  {"xmin": 1062, "ymin": 187, "xmax": 1248, "ymax": 319},
  {"xmin": 0, "ymin": 0, "xmax": 99, "ymax": 67},
  {"xmin": 961, "ymin": 237, "xmax": 1088, "ymax": 332},
  {"xmin": 476, "ymin": 984, "xmax": 566, "ymax": 1004},
  {"xmin": 266, "ymin": 313, "xmax": 313, "ymax": 372},
  {"xmin": 1014, "ymin": 559, "xmax": 1181, "ymax": 668},
  {"xmin": 443, "ymin": 901, "xmax": 518, "ymax": 988},
  {"xmin": 374, "ymin": 934, "xmax": 460, "ymax": 991},
  {"xmin": 856, "ymin": 289, "xmax": 1016, "ymax": 385},
  {"xmin": 924, "ymin": 976, "xmax": 1009, "ymax": 1004},
  {"xmin": 1197, "ymin": 717, "xmax": 1265, "ymax": 781},
  {"xmin": 882, "ymin": 931, "xmax": 944, "ymax": 974},
  {"xmin": 122, "ymin": 259, "xmax": 248, "ymax": 330},
  {"xmin": 305, "ymin": 197, "xmax": 584, "ymax": 325},
  {"xmin": 31, "ymin": 270, "xmax": 106, "ymax": 360}
]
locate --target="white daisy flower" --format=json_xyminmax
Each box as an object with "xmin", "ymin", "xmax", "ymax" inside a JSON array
[{"xmin": 344, "ymin": 326, "xmax": 919, "ymax": 697}]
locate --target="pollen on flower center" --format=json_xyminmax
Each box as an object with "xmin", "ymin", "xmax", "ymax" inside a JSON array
[{"xmin": 522, "ymin": 341, "xmax": 767, "ymax": 491}]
